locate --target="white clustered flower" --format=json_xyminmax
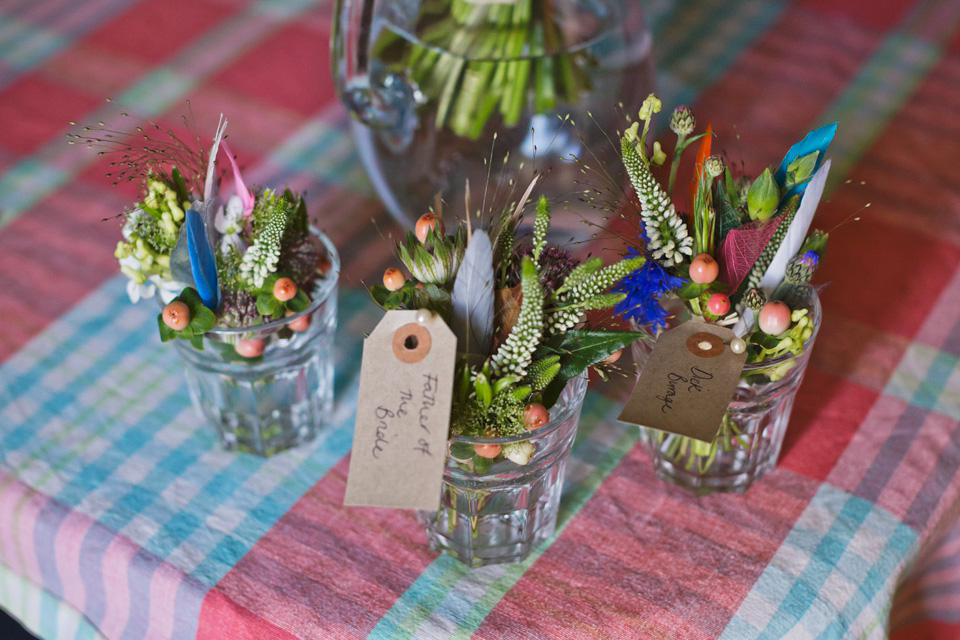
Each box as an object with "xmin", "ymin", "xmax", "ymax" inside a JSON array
[{"xmin": 621, "ymin": 136, "xmax": 694, "ymax": 267}]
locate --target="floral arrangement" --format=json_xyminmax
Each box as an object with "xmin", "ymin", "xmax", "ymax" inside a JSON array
[
  {"xmin": 608, "ymin": 94, "xmax": 836, "ymax": 468},
  {"xmin": 613, "ymin": 94, "xmax": 833, "ymax": 367},
  {"xmin": 78, "ymin": 117, "xmax": 333, "ymax": 356},
  {"xmin": 370, "ymin": 184, "xmax": 645, "ymax": 468}
]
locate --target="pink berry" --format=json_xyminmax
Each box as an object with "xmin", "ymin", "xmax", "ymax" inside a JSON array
[
  {"xmin": 273, "ymin": 277, "xmax": 297, "ymax": 301},
  {"xmin": 235, "ymin": 338, "xmax": 266, "ymax": 358},
  {"xmin": 604, "ymin": 349, "xmax": 623, "ymax": 364},
  {"xmin": 382, "ymin": 267, "xmax": 406, "ymax": 292},
  {"xmin": 415, "ymin": 213, "xmax": 444, "ymax": 242},
  {"xmin": 162, "ymin": 301, "xmax": 190, "ymax": 330},
  {"xmin": 286, "ymin": 310, "xmax": 310, "ymax": 332},
  {"xmin": 523, "ymin": 403, "xmax": 549, "ymax": 430},
  {"xmin": 707, "ymin": 292, "xmax": 730, "ymax": 316},
  {"xmin": 474, "ymin": 443, "xmax": 501, "ymax": 459},
  {"xmin": 758, "ymin": 301, "xmax": 792, "ymax": 335},
  {"xmin": 689, "ymin": 254, "xmax": 719, "ymax": 284}
]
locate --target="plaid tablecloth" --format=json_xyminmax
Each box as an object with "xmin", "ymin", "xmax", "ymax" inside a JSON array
[{"xmin": 2, "ymin": 0, "xmax": 960, "ymax": 638}]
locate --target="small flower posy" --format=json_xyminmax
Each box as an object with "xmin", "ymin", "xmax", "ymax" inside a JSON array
[
  {"xmin": 371, "ymin": 188, "xmax": 646, "ymax": 469},
  {"xmin": 613, "ymin": 93, "xmax": 836, "ymax": 375},
  {"xmin": 81, "ymin": 116, "xmax": 333, "ymax": 356}
]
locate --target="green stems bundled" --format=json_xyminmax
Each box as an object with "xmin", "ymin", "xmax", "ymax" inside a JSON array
[{"xmin": 377, "ymin": 0, "xmax": 590, "ymax": 139}]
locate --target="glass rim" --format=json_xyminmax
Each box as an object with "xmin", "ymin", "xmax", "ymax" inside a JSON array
[
  {"xmin": 202, "ymin": 227, "xmax": 340, "ymax": 336},
  {"xmin": 447, "ymin": 373, "xmax": 588, "ymax": 446}
]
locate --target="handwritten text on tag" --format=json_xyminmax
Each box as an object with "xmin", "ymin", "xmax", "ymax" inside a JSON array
[
  {"xmin": 344, "ymin": 310, "xmax": 456, "ymax": 510},
  {"xmin": 618, "ymin": 321, "xmax": 747, "ymax": 443}
]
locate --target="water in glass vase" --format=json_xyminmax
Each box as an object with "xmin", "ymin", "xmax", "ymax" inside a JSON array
[{"xmin": 336, "ymin": 0, "xmax": 653, "ymax": 225}]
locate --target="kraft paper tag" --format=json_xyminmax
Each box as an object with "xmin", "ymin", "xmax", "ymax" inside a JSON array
[
  {"xmin": 344, "ymin": 310, "xmax": 456, "ymax": 510},
  {"xmin": 618, "ymin": 321, "xmax": 747, "ymax": 443}
]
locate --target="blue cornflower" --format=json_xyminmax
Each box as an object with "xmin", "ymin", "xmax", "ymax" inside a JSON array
[{"xmin": 613, "ymin": 247, "xmax": 687, "ymax": 330}]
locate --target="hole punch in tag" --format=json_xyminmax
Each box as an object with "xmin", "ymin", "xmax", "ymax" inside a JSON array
[
  {"xmin": 344, "ymin": 310, "xmax": 457, "ymax": 511},
  {"xmin": 618, "ymin": 321, "xmax": 748, "ymax": 444}
]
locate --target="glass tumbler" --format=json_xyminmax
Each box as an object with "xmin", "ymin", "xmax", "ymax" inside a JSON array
[
  {"xmin": 173, "ymin": 230, "xmax": 339, "ymax": 456},
  {"xmin": 636, "ymin": 289, "xmax": 821, "ymax": 494},
  {"xmin": 418, "ymin": 374, "xmax": 587, "ymax": 567}
]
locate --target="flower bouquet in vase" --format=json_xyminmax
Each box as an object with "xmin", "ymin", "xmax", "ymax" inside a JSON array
[
  {"xmin": 77, "ymin": 116, "xmax": 339, "ymax": 456},
  {"xmin": 352, "ymin": 184, "xmax": 646, "ymax": 566},
  {"xmin": 610, "ymin": 95, "xmax": 834, "ymax": 494}
]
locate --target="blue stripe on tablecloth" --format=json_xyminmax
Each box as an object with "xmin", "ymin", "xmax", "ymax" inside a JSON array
[
  {"xmin": 720, "ymin": 485, "xmax": 917, "ymax": 639},
  {"xmin": 0, "ymin": 275, "xmax": 376, "ymax": 640}
]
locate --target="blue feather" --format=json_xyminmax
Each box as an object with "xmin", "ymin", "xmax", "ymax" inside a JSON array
[
  {"xmin": 775, "ymin": 122, "xmax": 837, "ymax": 197},
  {"xmin": 185, "ymin": 209, "xmax": 220, "ymax": 310}
]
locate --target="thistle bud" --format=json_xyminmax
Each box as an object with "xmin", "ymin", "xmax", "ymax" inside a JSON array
[
  {"xmin": 705, "ymin": 154, "xmax": 725, "ymax": 178},
  {"xmin": 669, "ymin": 105, "xmax": 695, "ymax": 136},
  {"xmin": 747, "ymin": 168, "xmax": 779, "ymax": 221},
  {"xmin": 397, "ymin": 228, "xmax": 465, "ymax": 285},
  {"xmin": 743, "ymin": 288, "xmax": 766, "ymax": 311},
  {"xmin": 784, "ymin": 250, "xmax": 819, "ymax": 285},
  {"xmin": 784, "ymin": 259, "xmax": 813, "ymax": 285}
]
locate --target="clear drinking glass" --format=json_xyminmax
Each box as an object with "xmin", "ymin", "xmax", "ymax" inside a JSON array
[
  {"xmin": 635, "ymin": 289, "xmax": 822, "ymax": 495},
  {"xmin": 172, "ymin": 230, "xmax": 339, "ymax": 456},
  {"xmin": 332, "ymin": 0, "xmax": 654, "ymax": 225},
  {"xmin": 419, "ymin": 374, "xmax": 587, "ymax": 567}
]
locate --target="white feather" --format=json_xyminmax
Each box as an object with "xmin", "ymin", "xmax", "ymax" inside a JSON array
[
  {"xmin": 203, "ymin": 115, "xmax": 228, "ymax": 202},
  {"xmin": 451, "ymin": 231, "xmax": 494, "ymax": 355},
  {"xmin": 759, "ymin": 159, "xmax": 831, "ymax": 296}
]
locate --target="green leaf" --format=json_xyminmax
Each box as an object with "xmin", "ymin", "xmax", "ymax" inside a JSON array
[
  {"xmin": 449, "ymin": 441, "xmax": 475, "ymax": 462},
  {"xmin": 493, "ymin": 376, "xmax": 519, "ymax": 395},
  {"xmin": 257, "ymin": 292, "xmax": 278, "ymax": 317},
  {"xmin": 714, "ymin": 179, "xmax": 743, "ymax": 244},
  {"xmin": 475, "ymin": 371, "xmax": 492, "ymax": 408},
  {"xmin": 285, "ymin": 288, "xmax": 310, "ymax": 313},
  {"xmin": 473, "ymin": 454, "xmax": 493, "ymax": 474},
  {"xmin": 535, "ymin": 329, "xmax": 647, "ymax": 406},
  {"xmin": 188, "ymin": 333, "xmax": 205, "ymax": 350},
  {"xmin": 157, "ymin": 315, "xmax": 176, "ymax": 342},
  {"xmin": 189, "ymin": 305, "xmax": 216, "ymax": 333},
  {"xmin": 370, "ymin": 284, "xmax": 391, "ymax": 306}
]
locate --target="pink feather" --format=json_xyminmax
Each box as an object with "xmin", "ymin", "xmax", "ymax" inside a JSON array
[{"xmin": 221, "ymin": 140, "xmax": 254, "ymax": 217}]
